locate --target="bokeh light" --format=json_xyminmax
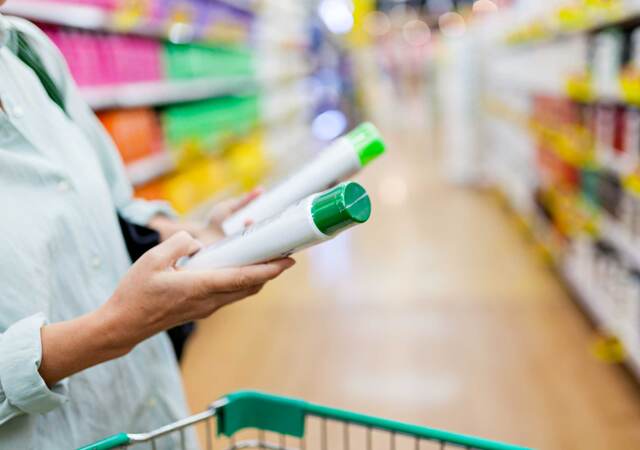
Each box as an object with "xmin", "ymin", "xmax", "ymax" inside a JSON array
[
  {"xmin": 402, "ymin": 19, "xmax": 431, "ymax": 47},
  {"xmin": 379, "ymin": 175, "xmax": 409, "ymax": 206},
  {"xmin": 318, "ymin": 0, "xmax": 354, "ymax": 35},
  {"xmin": 363, "ymin": 10, "xmax": 391, "ymax": 37},
  {"xmin": 472, "ymin": 0, "xmax": 499, "ymax": 15},
  {"xmin": 438, "ymin": 12, "xmax": 466, "ymax": 37},
  {"xmin": 312, "ymin": 109, "xmax": 348, "ymax": 141}
]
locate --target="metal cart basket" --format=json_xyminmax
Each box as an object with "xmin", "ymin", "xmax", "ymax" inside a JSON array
[{"xmin": 78, "ymin": 390, "xmax": 532, "ymax": 450}]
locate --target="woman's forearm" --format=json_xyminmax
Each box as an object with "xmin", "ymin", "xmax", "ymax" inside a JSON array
[{"xmin": 39, "ymin": 306, "xmax": 134, "ymax": 387}]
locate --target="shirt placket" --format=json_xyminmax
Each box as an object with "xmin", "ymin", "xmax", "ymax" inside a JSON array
[
  {"xmin": 0, "ymin": 56, "xmax": 109, "ymax": 287},
  {"xmin": 0, "ymin": 113, "xmax": 16, "ymax": 145}
]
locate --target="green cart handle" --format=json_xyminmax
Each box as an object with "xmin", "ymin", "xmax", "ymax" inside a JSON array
[
  {"xmin": 77, "ymin": 433, "xmax": 130, "ymax": 450},
  {"xmin": 216, "ymin": 390, "xmax": 533, "ymax": 450},
  {"xmin": 78, "ymin": 390, "xmax": 533, "ymax": 450}
]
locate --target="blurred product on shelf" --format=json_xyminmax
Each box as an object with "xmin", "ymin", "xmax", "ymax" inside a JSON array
[
  {"xmin": 505, "ymin": 0, "xmax": 624, "ymax": 45},
  {"xmin": 43, "ymin": 25, "xmax": 163, "ymax": 86},
  {"xmin": 41, "ymin": 24, "xmax": 254, "ymax": 88},
  {"xmin": 145, "ymin": 0, "xmax": 254, "ymax": 43},
  {"xmin": 48, "ymin": 0, "xmax": 117, "ymax": 8},
  {"xmin": 98, "ymin": 108, "xmax": 164, "ymax": 164},
  {"xmin": 132, "ymin": 132, "xmax": 269, "ymax": 214},
  {"xmin": 182, "ymin": 181, "xmax": 372, "ymax": 270},
  {"xmin": 164, "ymin": 41, "xmax": 253, "ymax": 80},
  {"xmin": 6, "ymin": 0, "xmax": 254, "ymax": 44},
  {"xmin": 162, "ymin": 95, "xmax": 259, "ymax": 163}
]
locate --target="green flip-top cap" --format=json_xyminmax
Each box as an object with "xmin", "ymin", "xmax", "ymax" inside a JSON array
[
  {"xmin": 311, "ymin": 182, "xmax": 371, "ymax": 236},
  {"xmin": 345, "ymin": 122, "xmax": 386, "ymax": 166}
]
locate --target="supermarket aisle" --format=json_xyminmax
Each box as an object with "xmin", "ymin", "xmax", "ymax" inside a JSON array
[{"xmin": 181, "ymin": 105, "xmax": 640, "ymax": 450}]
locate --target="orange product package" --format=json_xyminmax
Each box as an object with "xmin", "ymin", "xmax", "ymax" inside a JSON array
[{"xmin": 99, "ymin": 108, "xmax": 164, "ymax": 164}]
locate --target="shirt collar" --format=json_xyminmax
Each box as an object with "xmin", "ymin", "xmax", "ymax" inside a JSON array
[
  {"xmin": 0, "ymin": 13, "xmax": 10, "ymax": 49},
  {"xmin": 0, "ymin": 14, "xmax": 18, "ymax": 54}
]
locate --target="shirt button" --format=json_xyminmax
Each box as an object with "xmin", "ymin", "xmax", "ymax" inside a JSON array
[
  {"xmin": 90, "ymin": 255, "xmax": 102, "ymax": 269},
  {"xmin": 11, "ymin": 105, "xmax": 24, "ymax": 119},
  {"xmin": 57, "ymin": 180, "xmax": 71, "ymax": 193}
]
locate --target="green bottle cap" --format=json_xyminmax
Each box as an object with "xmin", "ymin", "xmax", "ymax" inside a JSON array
[
  {"xmin": 345, "ymin": 122, "xmax": 386, "ymax": 166},
  {"xmin": 311, "ymin": 182, "xmax": 371, "ymax": 236}
]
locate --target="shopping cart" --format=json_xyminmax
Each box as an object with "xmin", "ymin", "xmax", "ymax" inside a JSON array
[{"xmin": 78, "ymin": 390, "xmax": 532, "ymax": 450}]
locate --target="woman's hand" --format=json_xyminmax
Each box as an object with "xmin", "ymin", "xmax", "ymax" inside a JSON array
[
  {"xmin": 149, "ymin": 188, "xmax": 262, "ymax": 245},
  {"xmin": 39, "ymin": 231, "xmax": 294, "ymax": 386},
  {"xmin": 104, "ymin": 230, "xmax": 292, "ymax": 346},
  {"xmin": 206, "ymin": 187, "xmax": 262, "ymax": 233}
]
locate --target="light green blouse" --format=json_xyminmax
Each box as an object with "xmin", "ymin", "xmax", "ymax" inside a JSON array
[{"xmin": 0, "ymin": 14, "xmax": 197, "ymax": 450}]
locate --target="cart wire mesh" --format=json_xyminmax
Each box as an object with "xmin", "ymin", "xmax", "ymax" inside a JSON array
[{"xmin": 77, "ymin": 391, "xmax": 532, "ymax": 450}]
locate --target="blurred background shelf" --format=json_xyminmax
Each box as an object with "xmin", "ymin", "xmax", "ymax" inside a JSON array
[
  {"xmin": 82, "ymin": 77, "xmax": 257, "ymax": 110},
  {"xmin": 3, "ymin": 0, "xmax": 254, "ymax": 42},
  {"xmin": 505, "ymin": 2, "xmax": 640, "ymax": 46},
  {"xmin": 125, "ymin": 152, "xmax": 175, "ymax": 187},
  {"xmin": 563, "ymin": 260, "xmax": 640, "ymax": 379},
  {"xmin": 600, "ymin": 217, "xmax": 640, "ymax": 269}
]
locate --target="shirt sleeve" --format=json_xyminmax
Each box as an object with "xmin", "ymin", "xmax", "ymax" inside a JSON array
[
  {"xmin": 0, "ymin": 314, "xmax": 69, "ymax": 427},
  {"xmin": 11, "ymin": 18, "xmax": 177, "ymax": 226}
]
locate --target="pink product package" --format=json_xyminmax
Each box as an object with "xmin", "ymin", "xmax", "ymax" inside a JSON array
[
  {"xmin": 111, "ymin": 35, "xmax": 163, "ymax": 84},
  {"xmin": 43, "ymin": 26, "xmax": 163, "ymax": 87},
  {"xmin": 47, "ymin": 0, "xmax": 119, "ymax": 10}
]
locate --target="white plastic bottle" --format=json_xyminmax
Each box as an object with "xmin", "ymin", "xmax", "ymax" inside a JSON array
[
  {"xmin": 180, "ymin": 182, "xmax": 371, "ymax": 270},
  {"xmin": 221, "ymin": 122, "xmax": 384, "ymax": 235}
]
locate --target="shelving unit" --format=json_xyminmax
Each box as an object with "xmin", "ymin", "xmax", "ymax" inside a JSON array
[
  {"xmin": 82, "ymin": 76, "xmax": 257, "ymax": 110},
  {"xmin": 435, "ymin": 0, "xmax": 640, "ymax": 384},
  {"xmin": 2, "ymin": 0, "xmax": 322, "ymax": 211},
  {"xmin": 125, "ymin": 152, "xmax": 175, "ymax": 187},
  {"xmin": 3, "ymin": 0, "xmax": 254, "ymax": 42},
  {"xmin": 600, "ymin": 216, "xmax": 640, "ymax": 268},
  {"xmin": 562, "ymin": 259, "xmax": 640, "ymax": 379},
  {"xmin": 505, "ymin": 2, "xmax": 640, "ymax": 47}
]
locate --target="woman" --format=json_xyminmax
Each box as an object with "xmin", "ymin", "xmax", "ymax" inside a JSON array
[{"xmin": 0, "ymin": 8, "xmax": 294, "ymax": 449}]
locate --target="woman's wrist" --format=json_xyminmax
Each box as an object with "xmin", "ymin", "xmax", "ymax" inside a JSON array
[
  {"xmin": 88, "ymin": 303, "xmax": 138, "ymax": 359},
  {"xmin": 39, "ymin": 306, "xmax": 136, "ymax": 386}
]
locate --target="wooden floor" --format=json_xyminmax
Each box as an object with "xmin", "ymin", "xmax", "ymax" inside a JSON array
[{"xmin": 181, "ymin": 116, "xmax": 640, "ymax": 450}]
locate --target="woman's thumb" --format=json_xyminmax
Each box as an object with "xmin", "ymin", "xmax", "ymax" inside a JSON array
[{"xmin": 145, "ymin": 231, "xmax": 202, "ymax": 269}]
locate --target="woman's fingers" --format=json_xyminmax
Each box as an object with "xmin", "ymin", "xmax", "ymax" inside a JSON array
[
  {"xmin": 215, "ymin": 284, "xmax": 265, "ymax": 305},
  {"xmin": 230, "ymin": 187, "xmax": 263, "ymax": 214},
  {"xmin": 192, "ymin": 284, "xmax": 265, "ymax": 318},
  {"xmin": 207, "ymin": 187, "xmax": 263, "ymax": 227},
  {"xmin": 182, "ymin": 258, "xmax": 295, "ymax": 292},
  {"xmin": 144, "ymin": 231, "xmax": 201, "ymax": 269}
]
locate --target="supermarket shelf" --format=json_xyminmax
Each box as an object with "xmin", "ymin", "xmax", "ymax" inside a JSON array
[
  {"xmin": 221, "ymin": 0, "xmax": 256, "ymax": 12},
  {"xmin": 600, "ymin": 216, "xmax": 640, "ymax": 269},
  {"xmin": 126, "ymin": 152, "xmax": 174, "ymax": 187},
  {"xmin": 2, "ymin": 0, "xmax": 253, "ymax": 42},
  {"xmin": 562, "ymin": 262, "xmax": 617, "ymax": 334},
  {"xmin": 81, "ymin": 77, "xmax": 257, "ymax": 110},
  {"xmin": 497, "ymin": 178, "xmax": 640, "ymax": 380},
  {"xmin": 506, "ymin": 6, "xmax": 640, "ymax": 47},
  {"xmin": 4, "ymin": 0, "xmax": 164, "ymax": 38},
  {"xmin": 81, "ymin": 71, "xmax": 310, "ymax": 111},
  {"xmin": 261, "ymin": 92, "xmax": 316, "ymax": 125},
  {"xmin": 562, "ymin": 261, "xmax": 640, "ymax": 380}
]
